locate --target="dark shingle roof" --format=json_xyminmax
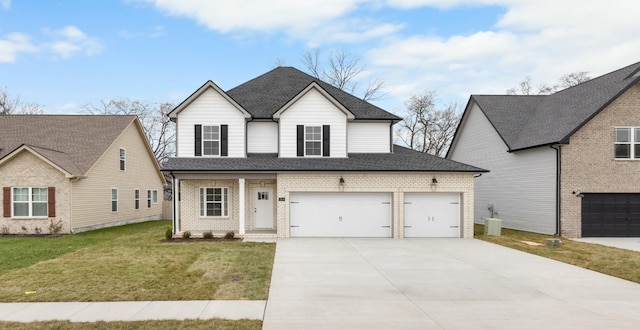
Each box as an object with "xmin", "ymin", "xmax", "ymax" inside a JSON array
[
  {"xmin": 0, "ymin": 115, "xmax": 136, "ymax": 175},
  {"xmin": 469, "ymin": 61, "xmax": 640, "ymax": 151},
  {"xmin": 226, "ymin": 67, "xmax": 401, "ymax": 121},
  {"xmin": 162, "ymin": 145, "xmax": 486, "ymax": 172}
]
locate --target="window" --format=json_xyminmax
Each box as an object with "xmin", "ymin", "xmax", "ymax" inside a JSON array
[
  {"xmin": 305, "ymin": 126, "xmax": 322, "ymax": 156},
  {"xmin": 147, "ymin": 190, "xmax": 152, "ymax": 208},
  {"xmin": 614, "ymin": 127, "xmax": 640, "ymax": 159},
  {"xmin": 203, "ymin": 125, "xmax": 220, "ymax": 156},
  {"xmin": 119, "ymin": 148, "xmax": 126, "ymax": 171},
  {"xmin": 111, "ymin": 189, "xmax": 118, "ymax": 212},
  {"xmin": 12, "ymin": 187, "xmax": 48, "ymax": 217},
  {"xmin": 200, "ymin": 187, "xmax": 229, "ymax": 217},
  {"xmin": 134, "ymin": 189, "xmax": 140, "ymax": 210},
  {"xmin": 152, "ymin": 190, "xmax": 158, "ymax": 204}
]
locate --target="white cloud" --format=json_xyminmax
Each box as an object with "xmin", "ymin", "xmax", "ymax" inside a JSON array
[
  {"xmin": 43, "ymin": 25, "xmax": 104, "ymax": 59},
  {"xmin": 0, "ymin": 0, "xmax": 10, "ymax": 10},
  {"xmin": 0, "ymin": 33, "xmax": 38, "ymax": 63}
]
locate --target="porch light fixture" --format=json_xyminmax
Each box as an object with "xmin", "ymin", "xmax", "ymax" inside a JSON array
[
  {"xmin": 431, "ymin": 177, "xmax": 438, "ymax": 184},
  {"xmin": 339, "ymin": 177, "xmax": 345, "ymax": 185}
]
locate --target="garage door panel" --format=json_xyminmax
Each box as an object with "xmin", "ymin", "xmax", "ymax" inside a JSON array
[
  {"xmin": 290, "ymin": 192, "xmax": 392, "ymax": 237},
  {"xmin": 404, "ymin": 193, "xmax": 460, "ymax": 238},
  {"xmin": 582, "ymin": 193, "xmax": 640, "ymax": 237}
]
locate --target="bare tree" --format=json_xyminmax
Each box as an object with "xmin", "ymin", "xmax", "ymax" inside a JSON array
[
  {"xmin": 82, "ymin": 99, "xmax": 175, "ymax": 164},
  {"xmin": 302, "ymin": 48, "xmax": 385, "ymax": 101},
  {"xmin": 507, "ymin": 72, "xmax": 591, "ymax": 95},
  {"xmin": 397, "ymin": 91, "xmax": 460, "ymax": 157},
  {"xmin": 0, "ymin": 87, "xmax": 45, "ymax": 115}
]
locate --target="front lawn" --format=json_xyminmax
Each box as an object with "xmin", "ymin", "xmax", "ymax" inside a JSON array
[
  {"xmin": 0, "ymin": 220, "xmax": 275, "ymax": 302},
  {"xmin": 475, "ymin": 224, "xmax": 640, "ymax": 284},
  {"xmin": 0, "ymin": 319, "xmax": 261, "ymax": 330}
]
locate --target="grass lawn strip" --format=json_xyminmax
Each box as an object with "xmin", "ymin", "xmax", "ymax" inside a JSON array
[
  {"xmin": 0, "ymin": 319, "xmax": 261, "ymax": 330},
  {"xmin": 475, "ymin": 224, "xmax": 640, "ymax": 284},
  {"xmin": 0, "ymin": 221, "xmax": 275, "ymax": 302}
]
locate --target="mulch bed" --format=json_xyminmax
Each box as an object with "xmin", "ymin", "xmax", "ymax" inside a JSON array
[{"xmin": 160, "ymin": 237, "xmax": 243, "ymax": 243}]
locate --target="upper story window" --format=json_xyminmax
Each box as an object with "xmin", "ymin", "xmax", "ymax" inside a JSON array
[
  {"xmin": 614, "ymin": 127, "xmax": 640, "ymax": 159},
  {"xmin": 305, "ymin": 126, "xmax": 322, "ymax": 156},
  {"xmin": 119, "ymin": 148, "xmax": 126, "ymax": 171},
  {"xmin": 12, "ymin": 187, "xmax": 48, "ymax": 217},
  {"xmin": 195, "ymin": 124, "xmax": 228, "ymax": 157}
]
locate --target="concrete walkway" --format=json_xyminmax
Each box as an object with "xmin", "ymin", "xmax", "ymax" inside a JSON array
[
  {"xmin": 573, "ymin": 237, "xmax": 640, "ymax": 252},
  {"xmin": 0, "ymin": 300, "xmax": 265, "ymax": 323},
  {"xmin": 263, "ymin": 238, "xmax": 640, "ymax": 329}
]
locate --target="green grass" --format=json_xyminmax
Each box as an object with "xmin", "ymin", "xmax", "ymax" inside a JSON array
[
  {"xmin": 475, "ymin": 224, "xmax": 640, "ymax": 284},
  {"xmin": 0, "ymin": 220, "xmax": 276, "ymax": 302},
  {"xmin": 0, "ymin": 319, "xmax": 261, "ymax": 330}
]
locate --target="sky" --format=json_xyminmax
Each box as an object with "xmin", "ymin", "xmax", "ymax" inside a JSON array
[{"xmin": 1, "ymin": 0, "xmax": 639, "ymax": 116}]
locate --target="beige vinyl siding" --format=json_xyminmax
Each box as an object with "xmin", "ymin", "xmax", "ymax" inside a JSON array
[
  {"xmin": 247, "ymin": 121, "xmax": 278, "ymax": 153},
  {"xmin": 0, "ymin": 151, "xmax": 71, "ymax": 234},
  {"xmin": 279, "ymin": 88, "xmax": 348, "ymax": 157},
  {"xmin": 347, "ymin": 122, "xmax": 391, "ymax": 153},
  {"xmin": 72, "ymin": 122, "xmax": 164, "ymax": 231},
  {"xmin": 176, "ymin": 88, "xmax": 247, "ymax": 157},
  {"xmin": 448, "ymin": 102, "xmax": 556, "ymax": 234}
]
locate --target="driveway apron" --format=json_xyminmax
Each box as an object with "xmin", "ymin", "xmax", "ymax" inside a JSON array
[{"xmin": 263, "ymin": 238, "xmax": 640, "ymax": 329}]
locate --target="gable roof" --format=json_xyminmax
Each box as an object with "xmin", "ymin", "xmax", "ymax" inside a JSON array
[
  {"xmin": 226, "ymin": 66, "xmax": 401, "ymax": 121},
  {"xmin": 272, "ymin": 82, "xmax": 355, "ymax": 120},
  {"xmin": 0, "ymin": 115, "xmax": 137, "ymax": 176},
  {"xmin": 456, "ymin": 61, "xmax": 640, "ymax": 152},
  {"xmin": 163, "ymin": 145, "xmax": 487, "ymax": 173},
  {"xmin": 168, "ymin": 80, "xmax": 252, "ymax": 120}
]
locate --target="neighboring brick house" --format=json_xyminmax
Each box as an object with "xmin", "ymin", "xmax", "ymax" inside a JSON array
[
  {"xmin": 0, "ymin": 115, "xmax": 166, "ymax": 234},
  {"xmin": 163, "ymin": 67, "xmax": 486, "ymax": 239},
  {"xmin": 447, "ymin": 61, "xmax": 640, "ymax": 238}
]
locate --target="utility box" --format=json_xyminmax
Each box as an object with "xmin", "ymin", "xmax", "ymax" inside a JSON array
[{"xmin": 484, "ymin": 218, "xmax": 502, "ymax": 236}]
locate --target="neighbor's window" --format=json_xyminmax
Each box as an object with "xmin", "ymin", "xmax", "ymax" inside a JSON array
[
  {"xmin": 119, "ymin": 148, "xmax": 126, "ymax": 171},
  {"xmin": 134, "ymin": 189, "xmax": 140, "ymax": 210},
  {"xmin": 12, "ymin": 187, "xmax": 48, "ymax": 217},
  {"xmin": 305, "ymin": 126, "xmax": 322, "ymax": 156},
  {"xmin": 111, "ymin": 188, "xmax": 118, "ymax": 212},
  {"xmin": 614, "ymin": 127, "xmax": 640, "ymax": 159},
  {"xmin": 152, "ymin": 190, "xmax": 158, "ymax": 204},
  {"xmin": 200, "ymin": 187, "xmax": 229, "ymax": 217},
  {"xmin": 203, "ymin": 125, "xmax": 220, "ymax": 156}
]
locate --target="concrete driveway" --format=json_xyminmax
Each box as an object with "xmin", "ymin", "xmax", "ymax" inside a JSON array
[
  {"xmin": 263, "ymin": 238, "xmax": 640, "ymax": 329},
  {"xmin": 573, "ymin": 237, "xmax": 640, "ymax": 252}
]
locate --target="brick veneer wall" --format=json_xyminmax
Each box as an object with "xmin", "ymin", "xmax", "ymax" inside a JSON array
[{"xmin": 561, "ymin": 83, "xmax": 640, "ymax": 237}]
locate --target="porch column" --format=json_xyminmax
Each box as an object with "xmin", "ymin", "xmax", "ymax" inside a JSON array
[
  {"xmin": 239, "ymin": 178, "xmax": 245, "ymax": 235},
  {"xmin": 172, "ymin": 176, "xmax": 180, "ymax": 234}
]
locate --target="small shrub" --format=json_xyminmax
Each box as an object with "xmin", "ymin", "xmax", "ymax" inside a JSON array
[
  {"xmin": 224, "ymin": 231, "xmax": 235, "ymax": 239},
  {"xmin": 49, "ymin": 220, "xmax": 64, "ymax": 235},
  {"xmin": 202, "ymin": 231, "xmax": 214, "ymax": 239},
  {"xmin": 182, "ymin": 231, "xmax": 191, "ymax": 239},
  {"xmin": 1, "ymin": 225, "xmax": 9, "ymax": 235},
  {"xmin": 165, "ymin": 226, "xmax": 173, "ymax": 239},
  {"xmin": 34, "ymin": 227, "xmax": 42, "ymax": 235},
  {"xmin": 21, "ymin": 226, "xmax": 28, "ymax": 233}
]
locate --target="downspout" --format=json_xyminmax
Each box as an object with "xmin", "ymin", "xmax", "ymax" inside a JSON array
[
  {"xmin": 171, "ymin": 171, "xmax": 177, "ymax": 235},
  {"xmin": 550, "ymin": 145, "xmax": 561, "ymax": 236}
]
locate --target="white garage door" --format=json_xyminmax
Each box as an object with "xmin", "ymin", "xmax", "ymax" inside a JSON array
[
  {"xmin": 404, "ymin": 193, "xmax": 461, "ymax": 237},
  {"xmin": 290, "ymin": 192, "xmax": 392, "ymax": 237}
]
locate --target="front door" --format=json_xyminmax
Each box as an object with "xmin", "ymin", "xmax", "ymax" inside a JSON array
[{"xmin": 253, "ymin": 188, "xmax": 274, "ymax": 229}]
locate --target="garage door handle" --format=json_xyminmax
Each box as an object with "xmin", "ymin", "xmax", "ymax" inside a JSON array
[
  {"xmin": 450, "ymin": 226, "xmax": 459, "ymax": 228},
  {"xmin": 404, "ymin": 226, "xmax": 412, "ymax": 228},
  {"xmin": 290, "ymin": 225, "xmax": 300, "ymax": 228},
  {"xmin": 382, "ymin": 202, "xmax": 391, "ymax": 204},
  {"xmin": 290, "ymin": 201, "xmax": 299, "ymax": 204},
  {"xmin": 382, "ymin": 225, "xmax": 391, "ymax": 228},
  {"xmin": 450, "ymin": 202, "xmax": 459, "ymax": 204}
]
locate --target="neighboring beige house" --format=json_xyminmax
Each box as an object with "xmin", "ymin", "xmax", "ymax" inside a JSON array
[
  {"xmin": 0, "ymin": 115, "xmax": 166, "ymax": 234},
  {"xmin": 448, "ymin": 61, "xmax": 640, "ymax": 238},
  {"xmin": 163, "ymin": 67, "xmax": 486, "ymax": 239}
]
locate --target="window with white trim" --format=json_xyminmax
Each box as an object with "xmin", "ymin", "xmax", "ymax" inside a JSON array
[
  {"xmin": 614, "ymin": 127, "xmax": 640, "ymax": 159},
  {"xmin": 305, "ymin": 126, "xmax": 322, "ymax": 156},
  {"xmin": 200, "ymin": 187, "xmax": 229, "ymax": 217},
  {"xmin": 152, "ymin": 190, "xmax": 158, "ymax": 204},
  {"xmin": 147, "ymin": 190, "xmax": 152, "ymax": 208},
  {"xmin": 12, "ymin": 187, "xmax": 48, "ymax": 217},
  {"xmin": 134, "ymin": 189, "xmax": 140, "ymax": 210},
  {"xmin": 111, "ymin": 188, "xmax": 118, "ymax": 212},
  {"xmin": 203, "ymin": 125, "xmax": 220, "ymax": 156},
  {"xmin": 119, "ymin": 148, "xmax": 126, "ymax": 171}
]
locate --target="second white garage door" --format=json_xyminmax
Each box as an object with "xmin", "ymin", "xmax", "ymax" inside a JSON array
[
  {"xmin": 290, "ymin": 192, "xmax": 392, "ymax": 237},
  {"xmin": 404, "ymin": 193, "xmax": 461, "ymax": 237}
]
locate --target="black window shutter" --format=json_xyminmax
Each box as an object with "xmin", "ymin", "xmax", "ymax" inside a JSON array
[
  {"xmin": 322, "ymin": 125, "xmax": 330, "ymax": 157},
  {"xmin": 296, "ymin": 125, "xmax": 304, "ymax": 156},
  {"xmin": 194, "ymin": 125, "xmax": 202, "ymax": 156},
  {"xmin": 221, "ymin": 125, "xmax": 228, "ymax": 156}
]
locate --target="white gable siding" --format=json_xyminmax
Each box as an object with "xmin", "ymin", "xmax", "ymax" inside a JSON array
[
  {"xmin": 279, "ymin": 88, "xmax": 347, "ymax": 158},
  {"xmin": 176, "ymin": 88, "xmax": 246, "ymax": 157},
  {"xmin": 247, "ymin": 121, "xmax": 278, "ymax": 153},
  {"xmin": 347, "ymin": 122, "xmax": 391, "ymax": 153},
  {"xmin": 449, "ymin": 102, "xmax": 557, "ymax": 234}
]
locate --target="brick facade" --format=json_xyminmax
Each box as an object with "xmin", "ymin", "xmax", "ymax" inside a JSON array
[{"xmin": 561, "ymin": 84, "xmax": 640, "ymax": 237}]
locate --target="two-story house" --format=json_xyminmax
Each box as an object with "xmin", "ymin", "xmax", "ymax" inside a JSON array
[
  {"xmin": 448, "ymin": 61, "xmax": 640, "ymax": 238},
  {"xmin": 163, "ymin": 67, "xmax": 486, "ymax": 239}
]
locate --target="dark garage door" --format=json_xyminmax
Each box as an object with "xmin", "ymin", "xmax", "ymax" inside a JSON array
[{"xmin": 582, "ymin": 193, "xmax": 640, "ymax": 237}]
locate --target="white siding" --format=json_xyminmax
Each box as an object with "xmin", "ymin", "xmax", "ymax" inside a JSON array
[
  {"xmin": 347, "ymin": 122, "xmax": 391, "ymax": 153},
  {"xmin": 448, "ymin": 102, "xmax": 557, "ymax": 234},
  {"xmin": 279, "ymin": 88, "xmax": 347, "ymax": 157},
  {"xmin": 176, "ymin": 88, "xmax": 246, "ymax": 157},
  {"xmin": 247, "ymin": 121, "xmax": 278, "ymax": 153}
]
